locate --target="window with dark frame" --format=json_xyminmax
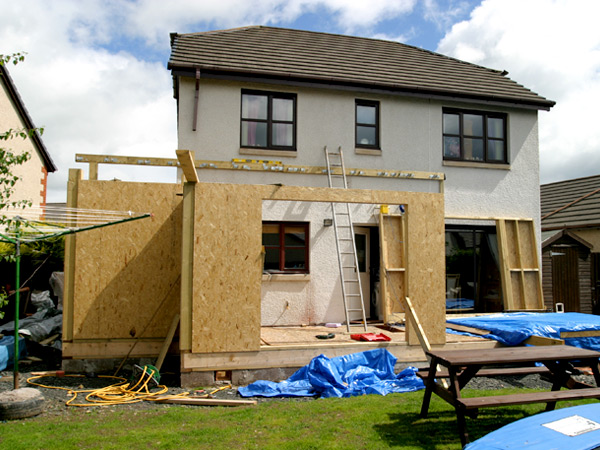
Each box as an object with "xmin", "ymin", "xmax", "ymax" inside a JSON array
[
  {"xmin": 241, "ymin": 90, "xmax": 296, "ymax": 151},
  {"xmin": 355, "ymin": 100, "xmax": 379, "ymax": 149},
  {"xmin": 443, "ymin": 109, "xmax": 507, "ymax": 163},
  {"xmin": 262, "ymin": 222, "xmax": 309, "ymax": 273}
]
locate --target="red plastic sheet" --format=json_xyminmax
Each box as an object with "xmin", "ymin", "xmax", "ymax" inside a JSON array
[{"xmin": 350, "ymin": 333, "xmax": 391, "ymax": 342}]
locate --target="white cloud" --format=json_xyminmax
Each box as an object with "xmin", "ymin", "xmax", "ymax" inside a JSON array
[
  {"xmin": 437, "ymin": 0, "xmax": 600, "ymax": 183},
  {"xmin": 0, "ymin": 0, "xmax": 177, "ymax": 202}
]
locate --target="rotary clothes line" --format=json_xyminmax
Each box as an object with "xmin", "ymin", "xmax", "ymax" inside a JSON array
[{"xmin": 0, "ymin": 205, "xmax": 151, "ymax": 389}]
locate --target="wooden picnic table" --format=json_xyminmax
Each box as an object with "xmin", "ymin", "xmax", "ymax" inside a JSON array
[{"xmin": 418, "ymin": 346, "xmax": 600, "ymax": 448}]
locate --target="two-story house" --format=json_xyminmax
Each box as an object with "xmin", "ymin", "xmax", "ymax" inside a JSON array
[
  {"xmin": 168, "ymin": 26, "xmax": 554, "ymax": 322},
  {"xmin": 0, "ymin": 63, "xmax": 56, "ymax": 207},
  {"xmin": 62, "ymin": 26, "xmax": 554, "ymax": 385}
]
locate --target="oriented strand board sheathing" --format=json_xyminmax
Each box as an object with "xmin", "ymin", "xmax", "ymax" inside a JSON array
[
  {"xmin": 497, "ymin": 219, "xmax": 544, "ymax": 311},
  {"xmin": 190, "ymin": 183, "xmax": 446, "ymax": 353},
  {"xmin": 192, "ymin": 184, "xmax": 263, "ymax": 353},
  {"xmin": 379, "ymin": 213, "xmax": 406, "ymax": 322},
  {"xmin": 71, "ymin": 181, "xmax": 182, "ymax": 340}
]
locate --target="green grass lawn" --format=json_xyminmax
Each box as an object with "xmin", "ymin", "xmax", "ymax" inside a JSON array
[{"xmin": 0, "ymin": 388, "xmax": 597, "ymax": 450}]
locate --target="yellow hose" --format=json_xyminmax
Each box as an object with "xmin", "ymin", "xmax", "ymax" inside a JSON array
[{"xmin": 27, "ymin": 366, "xmax": 200, "ymax": 407}]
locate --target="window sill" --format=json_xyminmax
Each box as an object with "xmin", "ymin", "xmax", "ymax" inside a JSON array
[
  {"xmin": 240, "ymin": 148, "xmax": 298, "ymax": 158},
  {"xmin": 355, "ymin": 148, "xmax": 382, "ymax": 156},
  {"xmin": 262, "ymin": 273, "xmax": 310, "ymax": 282},
  {"xmin": 443, "ymin": 160, "xmax": 510, "ymax": 170}
]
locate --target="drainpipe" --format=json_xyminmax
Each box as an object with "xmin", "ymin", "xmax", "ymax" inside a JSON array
[{"xmin": 193, "ymin": 68, "xmax": 201, "ymax": 131}]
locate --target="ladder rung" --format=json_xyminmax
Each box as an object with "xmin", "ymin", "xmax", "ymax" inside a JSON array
[
  {"xmin": 346, "ymin": 294, "xmax": 361, "ymax": 297},
  {"xmin": 344, "ymin": 280, "xmax": 359, "ymax": 283},
  {"xmin": 347, "ymin": 309, "xmax": 364, "ymax": 312}
]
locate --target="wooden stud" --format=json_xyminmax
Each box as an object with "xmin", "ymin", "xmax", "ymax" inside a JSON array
[
  {"xmin": 89, "ymin": 162, "xmax": 98, "ymax": 181},
  {"xmin": 62, "ymin": 168, "xmax": 81, "ymax": 342},
  {"xmin": 523, "ymin": 335, "xmax": 564, "ymax": 346},
  {"xmin": 155, "ymin": 314, "xmax": 180, "ymax": 371},
  {"xmin": 180, "ymin": 182, "xmax": 195, "ymax": 352}
]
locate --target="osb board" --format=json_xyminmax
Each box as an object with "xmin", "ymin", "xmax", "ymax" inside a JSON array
[
  {"xmin": 379, "ymin": 214, "xmax": 406, "ymax": 321},
  {"xmin": 384, "ymin": 272, "xmax": 406, "ymax": 319},
  {"xmin": 497, "ymin": 219, "xmax": 544, "ymax": 311},
  {"xmin": 190, "ymin": 183, "xmax": 446, "ymax": 353},
  {"xmin": 191, "ymin": 183, "xmax": 263, "ymax": 353},
  {"xmin": 71, "ymin": 181, "xmax": 182, "ymax": 340}
]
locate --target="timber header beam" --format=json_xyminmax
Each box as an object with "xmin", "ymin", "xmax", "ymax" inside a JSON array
[{"xmin": 75, "ymin": 152, "xmax": 445, "ymax": 184}]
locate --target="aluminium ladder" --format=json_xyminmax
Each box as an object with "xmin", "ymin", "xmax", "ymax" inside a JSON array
[{"xmin": 324, "ymin": 146, "xmax": 368, "ymax": 332}]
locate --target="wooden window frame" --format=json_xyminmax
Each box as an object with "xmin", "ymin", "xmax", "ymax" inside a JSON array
[
  {"xmin": 443, "ymin": 108, "xmax": 508, "ymax": 164},
  {"xmin": 355, "ymin": 99, "xmax": 380, "ymax": 149},
  {"xmin": 241, "ymin": 90, "xmax": 297, "ymax": 151},
  {"xmin": 262, "ymin": 221, "xmax": 309, "ymax": 274}
]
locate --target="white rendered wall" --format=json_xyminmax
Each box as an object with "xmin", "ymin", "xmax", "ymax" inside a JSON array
[{"xmin": 177, "ymin": 77, "xmax": 542, "ymax": 325}]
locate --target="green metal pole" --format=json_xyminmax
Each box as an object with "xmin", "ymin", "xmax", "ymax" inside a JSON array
[{"xmin": 13, "ymin": 240, "xmax": 20, "ymax": 390}]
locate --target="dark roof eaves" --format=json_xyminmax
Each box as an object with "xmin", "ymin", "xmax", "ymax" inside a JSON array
[
  {"xmin": 169, "ymin": 63, "xmax": 555, "ymax": 111},
  {"xmin": 0, "ymin": 64, "xmax": 57, "ymax": 172}
]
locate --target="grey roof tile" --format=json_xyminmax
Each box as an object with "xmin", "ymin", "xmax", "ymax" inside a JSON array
[
  {"xmin": 169, "ymin": 26, "xmax": 555, "ymax": 110},
  {"xmin": 541, "ymin": 175, "xmax": 600, "ymax": 228}
]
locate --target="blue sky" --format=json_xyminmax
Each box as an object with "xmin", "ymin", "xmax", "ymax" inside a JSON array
[{"xmin": 1, "ymin": 0, "xmax": 598, "ymax": 202}]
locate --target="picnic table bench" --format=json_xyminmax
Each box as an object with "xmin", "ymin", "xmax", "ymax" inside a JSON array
[{"xmin": 419, "ymin": 346, "xmax": 600, "ymax": 447}]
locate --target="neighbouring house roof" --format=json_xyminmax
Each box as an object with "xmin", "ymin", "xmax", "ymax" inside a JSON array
[
  {"xmin": 168, "ymin": 26, "xmax": 555, "ymax": 111},
  {"xmin": 541, "ymin": 228, "xmax": 593, "ymax": 249},
  {"xmin": 541, "ymin": 174, "xmax": 600, "ymax": 230},
  {"xmin": 0, "ymin": 63, "xmax": 57, "ymax": 172}
]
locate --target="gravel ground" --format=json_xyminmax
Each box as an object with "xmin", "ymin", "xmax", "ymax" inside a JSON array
[{"xmin": 0, "ymin": 361, "xmax": 597, "ymax": 420}]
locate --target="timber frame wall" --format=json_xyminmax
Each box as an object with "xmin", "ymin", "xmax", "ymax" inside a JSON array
[
  {"xmin": 62, "ymin": 165, "xmax": 447, "ymax": 369},
  {"xmin": 62, "ymin": 155, "xmax": 543, "ymax": 378}
]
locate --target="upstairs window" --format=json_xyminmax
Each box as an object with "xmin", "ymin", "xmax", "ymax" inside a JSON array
[
  {"xmin": 262, "ymin": 222, "xmax": 309, "ymax": 273},
  {"xmin": 355, "ymin": 100, "xmax": 379, "ymax": 149},
  {"xmin": 443, "ymin": 109, "xmax": 507, "ymax": 163},
  {"xmin": 241, "ymin": 90, "xmax": 296, "ymax": 150}
]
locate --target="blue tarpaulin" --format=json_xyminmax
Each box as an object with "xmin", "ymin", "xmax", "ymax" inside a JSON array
[
  {"xmin": 447, "ymin": 312, "xmax": 600, "ymax": 350},
  {"xmin": 0, "ymin": 335, "xmax": 27, "ymax": 371},
  {"xmin": 465, "ymin": 403, "xmax": 600, "ymax": 449},
  {"xmin": 238, "ymin": 348, "xmax": 425, "ymax": 398}
]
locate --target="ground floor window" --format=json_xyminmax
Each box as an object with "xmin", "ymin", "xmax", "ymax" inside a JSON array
[
  {"xmin": 445, "ymin": 225, "xmax": 502, "ymax": 313},
  {"xmin": 262, "ymin": 222, "xmax": 309, "ymax": 273}
]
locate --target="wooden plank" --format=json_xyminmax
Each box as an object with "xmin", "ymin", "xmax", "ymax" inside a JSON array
[
  {"xmin": 522, "ymin": 335, "xmax": 564, "ymax": 346},
  {"xmin": 176, "ymin": 150, "xmax": 199, "ymax": 183},
  {"xmin": 404, "ymin": 295, "xmax": 431, "ymax": 352},
  {"xmin": 154, "ymin": 397, "xmax": 257, "ymax": 406},
  {"xmin": 155, "ymin": 314, "xmax": 180, "ymax": 371},
  {"xmin": 180, "ymin": 182, "xmax": 195, "ymax": 352},
  {"xmin": 561, "ymin": 330, "xmax": 600, "ymax": 338},
  {"xmin": 417, "ymin": 366, "xmax": 551, "ymax": 380},
  {"xmin": 89, "ymin": 162, "xmax": 98, "ymax": 181},
  {"xmin": 75, "ymin": 153, "xmax": 445, "ymax": 184},
  {"xmin": 62, "ymin": 168, "xmax": 81, "ymax": 342},
  {"xmin": 62, "ymin": 340, "xmax": 167, "ymax": 358},
  {"xmin": 445, "ymin": 323, "xmax": 491, "ymax": 336},
  {"xmin": 459, "ymin": 387, "xmax": 600, "ymax": 409}
]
